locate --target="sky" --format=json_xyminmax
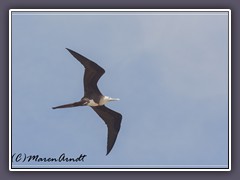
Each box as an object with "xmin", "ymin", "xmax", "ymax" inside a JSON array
[{"xmin": 11, "ymin": 10, "xmax": 229, "ymax": 169}]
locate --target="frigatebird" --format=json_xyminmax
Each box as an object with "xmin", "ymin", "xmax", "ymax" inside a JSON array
[{"xmin": 52, "ymin": 48, "xmax": 122, "ymax": 155}]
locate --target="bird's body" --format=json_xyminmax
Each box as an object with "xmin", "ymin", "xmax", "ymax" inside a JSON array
[
  {"xmin": 85, "ymin": 96, "xmax": 120, "ymax": 107},
  {"xmin": 52, "ymin": 48, "xmax": 122, "ymax": 155}
]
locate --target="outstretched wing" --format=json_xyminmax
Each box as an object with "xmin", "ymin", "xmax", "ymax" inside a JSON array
[
  {"xmin": 66, "ymin": 48, "xmax": 105, "ymax": 97},
  {"xmin": 92, "ymin": 105, "xmax": 122, "ymax": 155}
]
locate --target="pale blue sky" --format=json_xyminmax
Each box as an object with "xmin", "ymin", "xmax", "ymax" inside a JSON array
[{"xmin": 11, "ymin": 11, "xmax": 229, "ymax": 169}]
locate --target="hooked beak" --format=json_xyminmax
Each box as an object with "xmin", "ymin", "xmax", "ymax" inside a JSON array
[{"xmin": 109, "ymin": 98, "xmax": 120, "ymax": 101}]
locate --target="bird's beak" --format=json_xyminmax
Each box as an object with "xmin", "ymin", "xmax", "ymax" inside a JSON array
[{"xmin": 109, "ymin": 98, "xmax": 120, "ymax": 101}]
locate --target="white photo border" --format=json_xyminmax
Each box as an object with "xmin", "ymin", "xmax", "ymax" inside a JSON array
[{"xmin": 9, "ymin": 9, "xmax": 231, "ymax": 171}]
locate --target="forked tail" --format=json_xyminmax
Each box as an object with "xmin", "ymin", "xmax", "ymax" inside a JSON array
[{"xmin": 52, "ymin": 101, "xmax": 84, "ymax": 109}]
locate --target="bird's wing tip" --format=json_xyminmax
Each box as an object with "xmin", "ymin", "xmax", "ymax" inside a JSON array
[{"xmin": 106, "ymin": 151, "xmax": 110, "ymax": 156}]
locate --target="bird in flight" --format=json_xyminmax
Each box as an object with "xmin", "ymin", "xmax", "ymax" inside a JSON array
[{"xmin": 52, "ymin": 48, "xmax": 122, "ymax": 155}]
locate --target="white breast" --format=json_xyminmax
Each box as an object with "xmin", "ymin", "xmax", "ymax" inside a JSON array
[{"xmin": 88, "ymin": 99, "xmax": 99, "ymax": 106}]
